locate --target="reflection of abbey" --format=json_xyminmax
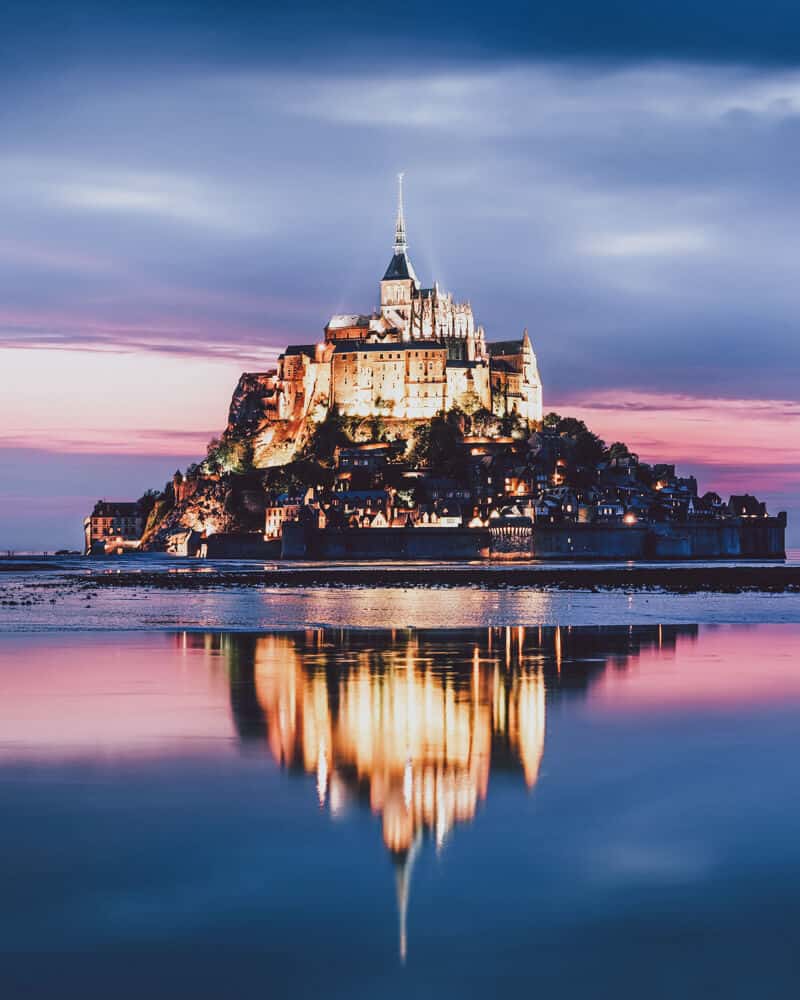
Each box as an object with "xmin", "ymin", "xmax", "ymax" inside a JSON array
[
  {"xmin": 264, "ymin": 176, "xmax": 543, "ymax": 425},
  {"xmin": 185, "ymin": 625, "xmax": 698, "ymax": 961}
]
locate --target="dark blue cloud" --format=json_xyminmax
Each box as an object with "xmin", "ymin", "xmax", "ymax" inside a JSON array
[
  {"xmin": 2, "ymin": 60, "xmax": 800, "ymax": 402},
  {"xmin": 4, "ymin": 0, "xmax": 800, "ymax": 80}
]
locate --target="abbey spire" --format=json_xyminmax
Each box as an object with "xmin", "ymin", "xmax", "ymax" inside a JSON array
[
  {"xmin": 381, "ymin": 171, "xmax": 418, "ymax": 289},
  {"xmin": 394, "ymin": 171, "xmax": 407, "ymax": 254}
]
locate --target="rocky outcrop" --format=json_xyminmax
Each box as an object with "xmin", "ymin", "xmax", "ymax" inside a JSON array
[
  {"xmin": 141, "ymin": 470, "xmax": 272, "ymax": 552},
  {"xmin": 227, "ymin": 373, "xmax": 276, "ymax": 437},
  {"xmin": 141, "ymin": 478, "xmax": 231, "ymax": 552},
  {"xmin": 226, "ymin": 372, "xmax": 314, "ymax": 467}
]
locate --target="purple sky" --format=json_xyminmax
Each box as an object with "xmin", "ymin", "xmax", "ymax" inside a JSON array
[{"xmin": 1, "ymin": 3, "xmax": 798, "ymax": 549}]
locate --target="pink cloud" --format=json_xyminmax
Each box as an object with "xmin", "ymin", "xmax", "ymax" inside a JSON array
[
  {"xmin": 0, "ymin": 428, "xmax": 216, "ymax": 456},
  {"xmin": 550, "ymin": 390, "xmax": 800, "ymax": 497},
  {"xmin": 0, "ymin": 307, "xmax": 280, "ymax": 362}
]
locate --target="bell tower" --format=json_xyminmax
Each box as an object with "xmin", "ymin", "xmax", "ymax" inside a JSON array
[{"xmin": 380, "ymin": 173, "xmax": 419, "ymax": 333}]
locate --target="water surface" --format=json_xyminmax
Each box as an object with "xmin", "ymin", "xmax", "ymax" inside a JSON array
[{"xmin": 2, "ymin": 625, "xmax": 799, "ymax": 997}]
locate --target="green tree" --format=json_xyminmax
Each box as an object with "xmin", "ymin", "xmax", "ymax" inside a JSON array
[
  {"xmin": 500, "ymin": 410, "xmax": 529, "ymax": 438},
  {"xmin": 573, "ymin": 430, "xmax": 605, "ymax": 469},
  {"xmin": 303, "ymin": 407, "xmax": 353, "ymax": 464},
  {"xmin": 409, "ymin": 422, "xmax": 433, "ymax": 466},
  {"xmin": 555, "ymin": 416, "xmax": 589, "ymax": 438},
  {"xmin": 367, "ymin": 413, "xmax": 387, "ymax": 442},
  {"xmin": 470, "ymin": 407, "xmax": 500, "ymax": 436},
  {"xmin": 136, "ymin": 489, "xmax": 161, "ymax": 520},
  {"xmin": 605, "ymin": 441, "xmax": 635, "ymax": 462},
  {"xmin": 410, "ymin": 412, "xmax": 463, "ymax": 475},
  {"xmin": 459, "ymin": 389, "xmax": 482, "ymax": 416},
  {"xmin": 204, "ymin": 436, "xmax": 255, "ymax": 474}
]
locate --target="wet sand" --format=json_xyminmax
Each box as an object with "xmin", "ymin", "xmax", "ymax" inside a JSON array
[{"xmin": 71, "ymin": 562, "xmax": 800, "ymax": 593}]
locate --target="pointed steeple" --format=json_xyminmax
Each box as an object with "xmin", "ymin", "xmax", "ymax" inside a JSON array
[
  {"xmin": 382, "ymin": 171, "xmax": 419, "ymax": 288},
  {"xmin": 394, "ymin": 171, "xmax": 407, "ymax": 254},
  {"xmin": 393, "ymin": 833, "xmax": 421, "ymax": 964}
]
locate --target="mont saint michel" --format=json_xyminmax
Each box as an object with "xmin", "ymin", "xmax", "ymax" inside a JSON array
[
  {"xmin": 81, "ymin": 180, "xmax": 785, "ymax": 562},
  {"xmin": 3, "ymin": 8, "xmax": 800, "ymax": 998},
  {"xmin": 229, "ymin": 174, "xmax": 543, "ymax": 468}
]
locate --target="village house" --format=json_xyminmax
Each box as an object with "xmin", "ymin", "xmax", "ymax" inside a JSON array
[{"xmin": 83, "ymin": 500, "xmax": 145, "ymax": 554}]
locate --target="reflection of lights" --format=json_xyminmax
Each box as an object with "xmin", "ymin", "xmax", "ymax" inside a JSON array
[
  {"xmin": 180, "ymin": 626, "xmax": 706, "ymax": 963},
  {"xmin": 403, "ymin": 759, "xmax": 413, "ymax": 808},
  {"xmin": 328, "ymin": 773, "xmax": 348, "ymax": 817},
  {"xmin": 249, "ymin": 629, "xmax": 562, "ymax": 956},
  {"xmin": 317, "ymin": 741, "xmax": 328, "ymax": 806},
  {"xmin": 252, "ymin": 631, "xmax": 549, "ymax": 857}
]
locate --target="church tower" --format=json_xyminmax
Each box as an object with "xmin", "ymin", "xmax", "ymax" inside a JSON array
[{"xmin": 380, "ymin": 173, "xmax": 419, "ymax": 335}]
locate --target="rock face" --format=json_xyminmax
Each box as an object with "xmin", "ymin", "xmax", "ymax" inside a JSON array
[
  {"xmin": 224, "ymin": 372, "xmax": 433, "ymax": 469},
  {"xmin": 226, "ymin": 372, "xmax": 314, "ymax": 467},
  {"xmin": 141, "ymin": 478, "xmax": 231, "ymax": 552},
  {"xmin": 227, "ymin": 373, "xmax": 275, "ymax": 437}
]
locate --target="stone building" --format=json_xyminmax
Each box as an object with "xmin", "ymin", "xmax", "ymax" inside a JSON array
[
  {"xmin": 83, "ymin": 500, "xmax": 144, "ymax": 554},
  {"xmin": 488, "ymin": 332, "xmax": 541, "ymax": 424},
  {"xmin": 228, "ymin": 177, "xmax": 543, "ymax": 452}
]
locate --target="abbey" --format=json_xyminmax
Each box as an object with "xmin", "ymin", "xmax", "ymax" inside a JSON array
[{"xmin": 237, "ymin": 178, "xmax": 543, "ymax": 438}]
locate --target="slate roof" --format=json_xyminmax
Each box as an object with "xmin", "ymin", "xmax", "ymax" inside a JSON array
[
  {"xmin": 382, "ymin": 251, "xmax": 419, "ymax": 283},
  {"xmin": 729, "ymin": 494, "xmax": 767, "ymax": 516},
  {"xmin": 332, "ymin": 341, "xmax": 446, "ymax": 355},
  {"xmin": 91, "ymin": 501, "xmax": 141, "ymax": 518},
  {"xmin": 489, "ymin": 358, "xmax": 516, "ymax": 373},
  {"xmin": 281, "ymin": 344, "xmax": 317, "ymax": 358},
  {"xmin": 331, "ymin": 490, "xmax": 389, "ymax": 503},
  {"xmin": 488, "ymin": 339, "xmax": 524, "ymax": 356}
]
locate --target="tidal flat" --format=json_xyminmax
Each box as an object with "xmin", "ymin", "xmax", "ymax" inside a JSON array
[{"xmin": 2, "ymin": 555, "xmax": 800, "ymax": 633}]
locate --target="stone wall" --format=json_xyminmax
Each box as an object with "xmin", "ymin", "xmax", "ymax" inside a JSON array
[
  {"xmin": 529, "ymin": 518, "xmax": 787, "ymax": 561},
  {"xmin": 531, "ymin": 523, "xmax": 647, "ymax": 560},
  {"xmin": 282, "ymin": 523, "xmax": 491, "ymax": 560},
  {"xmin": 446, "ymin": 363, "xmax": 491, "ymax": 411},
  {"xmin": 203, "ymin": 533, "xmax": 280, "ymax": 559}
]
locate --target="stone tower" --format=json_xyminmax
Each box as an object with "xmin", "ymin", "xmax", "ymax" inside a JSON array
[{"xmin": 380, "ymin": 173, "xmax": 420, "ymax": 334}]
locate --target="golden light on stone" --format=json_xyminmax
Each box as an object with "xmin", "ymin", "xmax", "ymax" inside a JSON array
[{"xmin": 245, "ymin": 179, "xmax": 543, "ymax": 465}]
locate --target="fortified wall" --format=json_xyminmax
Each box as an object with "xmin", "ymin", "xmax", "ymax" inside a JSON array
[{"xmin": 279, "ymin": 515, "xmax": 787, "ymax": 562}]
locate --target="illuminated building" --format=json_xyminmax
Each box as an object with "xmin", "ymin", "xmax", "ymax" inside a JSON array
[
  {"xmin": 229, "ymin": 177, "xmax": 543, "ymax": 461},
  {"xmin": 83, "ymin": 500, "xmax": 144, "ymax": 554}
]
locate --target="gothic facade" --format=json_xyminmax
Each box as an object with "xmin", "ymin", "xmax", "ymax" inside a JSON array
[{"xmin": 239, "ymin": 178, "xmax": 543, "ymax": 432}]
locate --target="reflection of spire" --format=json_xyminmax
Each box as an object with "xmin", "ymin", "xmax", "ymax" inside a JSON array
[
  {"xmin": 393, "ymin": 833, "xmax": 421, "ymax": 964},
  {"xmin": 317, "ymin": 739, "xmax": 328, "ymax": 806},
  {"xmin": 394, "ymin": 171, "xmax": 407, "ymax": 254}
]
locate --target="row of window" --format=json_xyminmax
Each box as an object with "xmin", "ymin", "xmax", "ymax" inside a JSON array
[{"xmin": 336, "ymin": 350, "xmax": 443, "ymax": 361}]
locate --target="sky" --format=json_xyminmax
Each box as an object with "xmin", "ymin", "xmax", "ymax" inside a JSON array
[{"xmin": 1, "ymin": 1, "xmax": 799, "ymax": 550}]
